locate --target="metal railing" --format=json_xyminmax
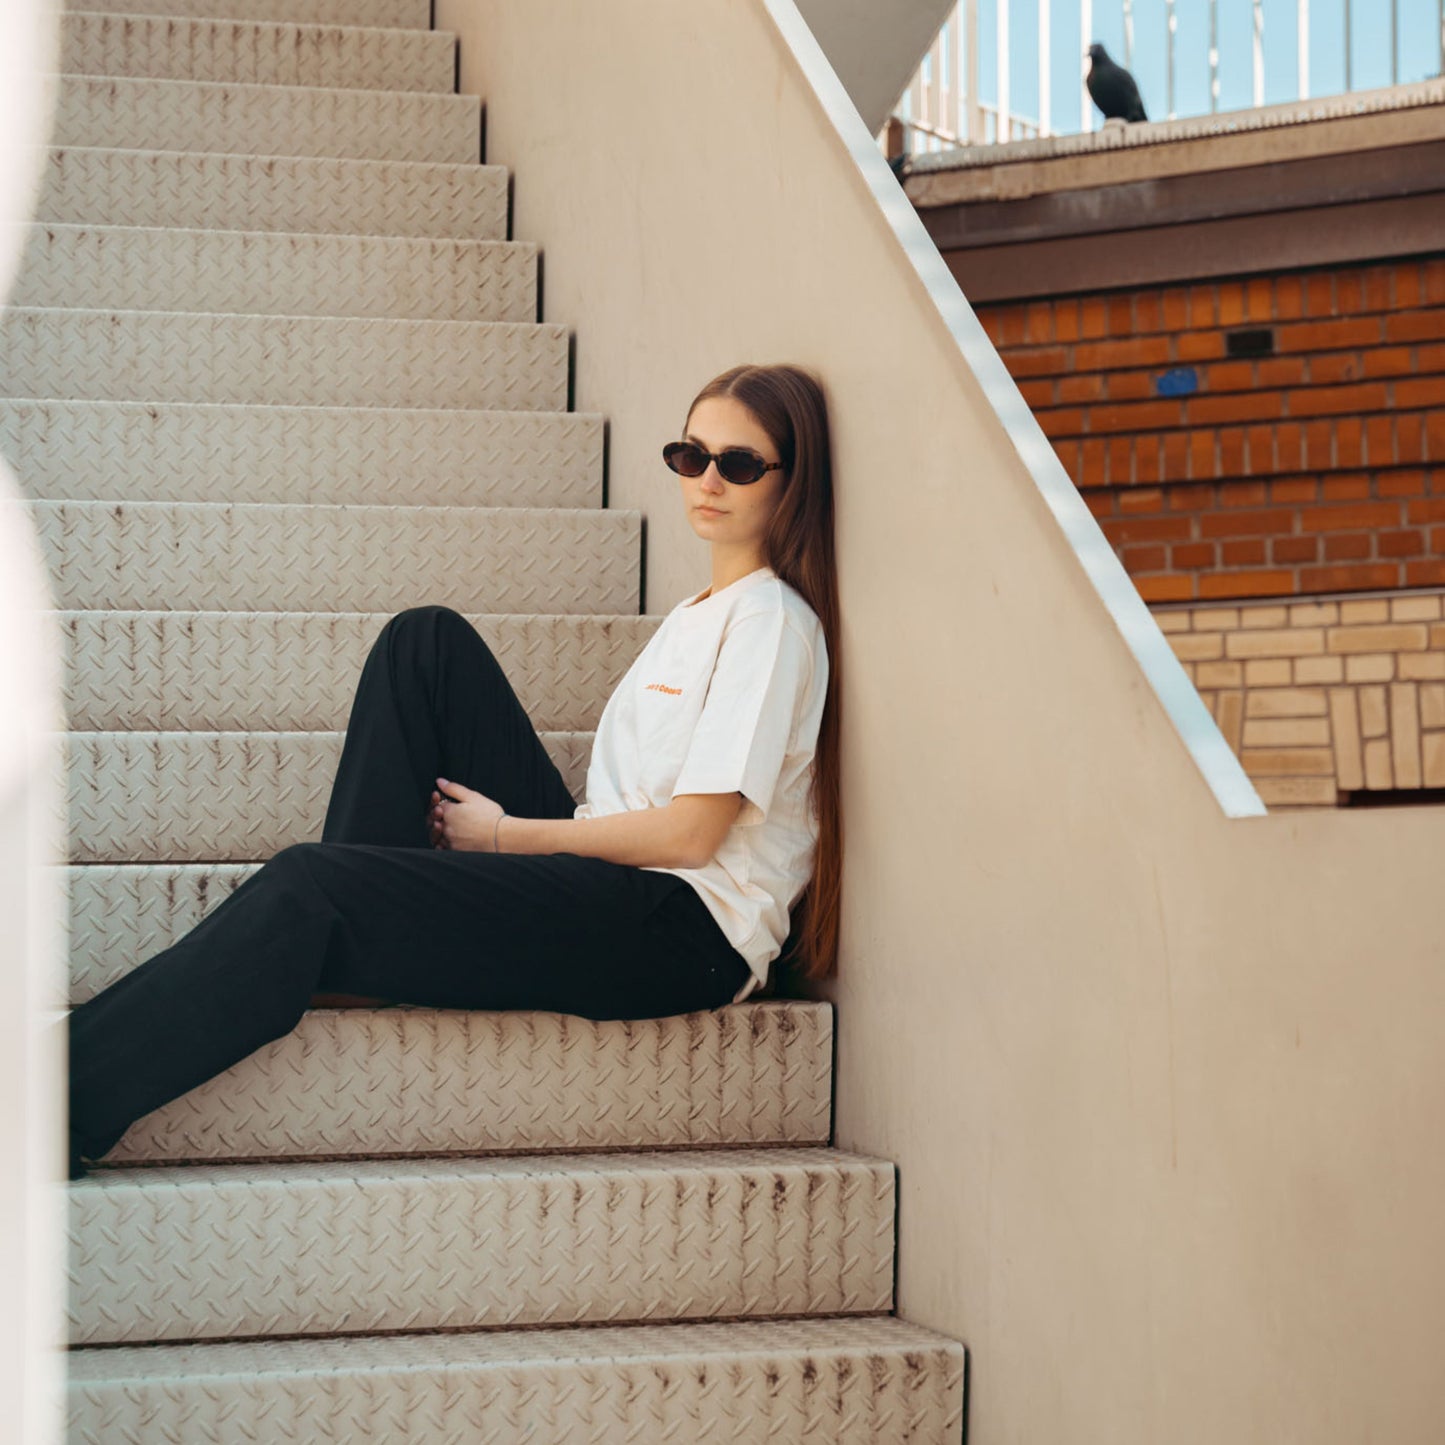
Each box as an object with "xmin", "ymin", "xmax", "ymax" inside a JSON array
[{"xmin": 884, "ymin": 0, "xmax": 1445, "ymax": 154}]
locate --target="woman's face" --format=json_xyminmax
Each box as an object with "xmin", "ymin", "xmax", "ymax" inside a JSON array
[{"xmin": 680, "ymin": 395, "xmax": 787, "ymax": 552}]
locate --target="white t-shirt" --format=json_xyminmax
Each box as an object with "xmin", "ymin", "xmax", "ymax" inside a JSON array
[{"xmin": 574, "ymin": 563, "xmax": 829, "ymax": 1002}]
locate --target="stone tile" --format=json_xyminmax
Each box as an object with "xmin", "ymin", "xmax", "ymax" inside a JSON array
[
  {"xmin": 1226, "ymin": 628, "xmax": 1326, "ymax": 659},
  {"xmin": 1294, "ymin": 656, "xmax": 1345, "ymax": 685},
  {"xmin": 1359, "ymin": 685, "xmax": 1389, "ymax": 739},
  {"xmin": 1253, "ymin": 776, "xmax": 1338, "ymax": 807},
  {"xmin": 1327, "ymin": 624, "xmax": 1430, "ymax": 654},
  {"xmin": 1422, "ymin": 683, "xmax": 1445, "ymax": 731},
  {"xmin": 1153, "ymin": 610, "xmax": 1191, "ymax": 634},
  {"xmin": 1240, "ymin": 605, "xmax": 1289, "ymax": 630},
  {"xmin": 1240, "ymin": 747, "xmax": 1336, "ymax": 776},
  {"xmin": 1244, "ymin": 659, "xmax": 1292, "ymax": 687},
  {"xmin": 1399, "ymin": 653, "xmax": 1445, "ymax": 681},
  {"xmin": 1215, "ymin": 690, "xmax": 1245, "ymax": 752},
  {"xmin": 1391, "ymin": 683, "xmax": 1422, "ymax": 787},
  {"xmin": 1391, "ymin": 595, "xmax": 1443, "ymax": 622},
  {"xmin": 1245, "ymin": 688, "xmax": 1328, "ymax": 718},
  {"xmin": 1363, "ymin": 737, "xmax": 1394, "ymax": 789},
  {"xmin": 1194, "ymin": 608, "xmax": 1240, "ymax": 632},
  {"xmin": 1288, "ymin": 602, "xmax": 1339, "ymax": 627},
  {"xmin": 1242, "ymin": 718, "xmax": 1332, "ymax": 748},
  {"xmin": 1340, "ymin": 599, "xmax": 1390, "ymax": 624},
  {"xmin": 1345, "ymin": 653, "xmax": 1394, "ymax": 683},
  {"xmin": 1169, "ymin": 634, "xmax": 1223, "ymax": 662},
  {"xmin": 1424, "ymin": 731, "xmax": 1445, "ymax": 787},
  {"xmin": 1196, "ymin": 661, "xmax": 1244, "ymax": 688},
  {"xmin": 1329, "ymin": 688, "xmax": 1364, "ymax": 790}
]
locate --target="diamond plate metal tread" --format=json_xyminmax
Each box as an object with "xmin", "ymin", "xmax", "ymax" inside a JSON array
[
  {"xmin": 65, "ymin": 1316, "xmax": 965, "ymax": 1444},
  {"xmin": 60, "ymin": 13, "xmax": 456, "ymax": 93},
  {"xmin": 66, "ymin": 863, "xmax": 254, "ymax": 1000},
  {"xmin": 0, "ymin": 309, "xmax": 567, "ymax": 409},
  {"xmin": 61, "ymin": 611, "xmax": 661, "ymax": 733},
  {"xmin": 34, "ymin": 147, "xmax": 509, "ymax": 240},
  {"xmin": 68, "ymin": 1148, "xmax": 897, "ymax": 1345},
  {"xmin": 64, "ymin": 0, "xmax": 430, "ymax": 26},
  {"xmin": 2, "ymin": 400, "xmax": 601, "ymax": 508},
  {"xmin": 94, "ymin": 1001, "xmax": 834, "ymax": 1160},
  {"xmin": 65, "ymin": 730, "xmax": 594, "ymax": 862},
  {"xmin": 51, "ymin": 74, "xmax": 480, "ymax": 164},
  {"xmin": 11, "ymin": 225, "xmax": 537, "ymax": 324},
  {"xmin": 33, "ymin": 501, "xmax": 638, "ymax": 613}
]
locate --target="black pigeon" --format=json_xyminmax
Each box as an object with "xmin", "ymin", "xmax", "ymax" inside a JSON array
[{"xmin": 1086, "ymin": 42, "xmax": 1148, "ymax": 122}]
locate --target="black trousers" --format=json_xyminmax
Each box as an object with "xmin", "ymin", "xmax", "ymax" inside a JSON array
[{"xmin": 67, "ymin": 606, "xmax": 752, "ymax": 1167}]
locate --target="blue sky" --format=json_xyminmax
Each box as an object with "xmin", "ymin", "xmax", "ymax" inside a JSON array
[{"xmin": 961, "ymin": 0, "xmax": 1443, "ymax": 133}]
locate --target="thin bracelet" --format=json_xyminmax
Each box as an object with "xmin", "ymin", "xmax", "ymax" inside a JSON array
[{"xmin": 493, "ymin": 810, "xmax": 507, "ymax": 854}]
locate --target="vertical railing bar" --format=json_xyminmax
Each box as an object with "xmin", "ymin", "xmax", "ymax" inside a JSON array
[
  {"xmin": 1080, "ymin": 0, "xmax": 1092, "ymax": 130},
  {"xmin": 1209, "ymin": 0, "xmax": 1219, "ymax": 112},
  {"xmin": 1252, "ymin": 0, "xmax": 1264, "ymax": 108},
  {"xmin": 1390, "ymin": 0, "xmax": 1398, "ymax": 85},
  {"xmin": 931, "ymin": 29, "xmax": 945, "ymax": 134},
  {"xmin": 1344, "ymin": 0, "xmax": 1351, "ymax": 91},
  {"xmin": 1123, "ymin": 0, "xmax": 1134, "ymax": 74},
  {"xmin": 949, "ymin": 6, "xmax": 963, "ymax": 141},
  {"xmin": 1298, "ymin": 0, "xmax": 1309, "ymax": 100},
  {"xmin": 998, "ymin": 0, "xmax": 1010, "ymax": 141},
  {"xmin": 965, "ymin": 0, "xmax": 981, "ymax": 142},
  {"xmin": 1038, "ymin": 0, "xmax": 1051, "ymax": 135},
  {"xmin": 1040, "ymin": 0, "xmax": 1051, "ymax": 134},
  {"xmin": 1166, "ymin": 0, "xmax": 1176, "ymax": 118}
]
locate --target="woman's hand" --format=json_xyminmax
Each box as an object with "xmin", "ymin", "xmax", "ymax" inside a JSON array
[{"xmin": 429, "ymin": 777, "xmax": 506, "ymax": 852}]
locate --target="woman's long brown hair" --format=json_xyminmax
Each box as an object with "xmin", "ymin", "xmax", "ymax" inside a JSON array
[{"xmin": 684, "ymin": 363, "xmax": 841, "ymax": 983}]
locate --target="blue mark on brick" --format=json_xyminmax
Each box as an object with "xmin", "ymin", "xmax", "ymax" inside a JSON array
[{"xmin": 1154, "ymin": 366, "xmax": 1198, "ymax": 397}]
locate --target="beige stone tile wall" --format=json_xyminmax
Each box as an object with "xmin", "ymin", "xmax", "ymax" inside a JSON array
[{"xmin": 1156, "ymin": 589, "xmax": 1445, "ymax": 805}]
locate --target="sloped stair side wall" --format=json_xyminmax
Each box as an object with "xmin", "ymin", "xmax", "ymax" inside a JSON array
[
  {"xmin": 437, "ymin": 2, "xmax": 1445, "ymax": 1442},
  {"xmin": 793, "ymin": 0, "xmax": 958, "ymax": 135}
]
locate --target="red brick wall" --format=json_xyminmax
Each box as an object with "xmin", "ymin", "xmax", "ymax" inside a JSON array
[{"xmin": 977, "ymin": 255, "xmax": 1445, "ymax": 603}]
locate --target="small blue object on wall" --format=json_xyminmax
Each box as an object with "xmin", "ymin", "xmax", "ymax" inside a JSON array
[{"xmin": 1154, "ymin": 366, "xmax": 1198, "ymax": 397}]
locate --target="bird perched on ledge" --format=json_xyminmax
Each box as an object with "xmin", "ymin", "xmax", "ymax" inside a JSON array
[{"xmin": 1086, "ymin": 42, "xmax": 1148, "ymax": 122}]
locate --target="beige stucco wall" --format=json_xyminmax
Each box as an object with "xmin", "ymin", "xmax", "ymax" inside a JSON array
[{"xmin": 436, "ymin": 2, "xmax": 1445, "ymax": 1440}]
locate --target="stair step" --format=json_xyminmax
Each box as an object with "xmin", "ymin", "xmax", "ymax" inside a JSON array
[
  {"xmin": 81, "ymin": 999, "xmax": 833, "ymax": 1159},
  {"xmin": 32, "ymin": 501, "xmax": 637, "ymax": 612},
  {"xmin": 63, "ymin": 0, "xmax": 431, "ymax": 27},
  {"xmin": 51, "ymin": 73, "xmax": 479, "ymax": 163},
  {"xmin": 64, "ymin": 730, "xmax": 593, "ymax": 862},
  {"xmin": 59, "ymin": 611, "xmax": 660, "ymax": 733},
  {"xmin": 2, "ymin": 400, "xmax": 601, "ymax": 508},
  {"xmin": 60, "ymin": 12, "xmax": 456, "ymax": 93},
  {"xmin": 68, "ymin": 1148, "xmax": 895, "ymax": 1345},
  {"xmin": 33, "ymin": 147, "xmax": 509, "ymax": 239},
  {"xmin": 67, "ymin": 863, "xmax": 254, "ymax": 999},
  {"xmin": 65, "ymin": 1315, "xmax": 965, "ymax": 1444},
  {"xmin": 12, "ymin": 225, "xmax": 537, "ymax": 323},
  {"xmin": 0, "ymin": 309, "xmax": 567, "ymax": 409}
]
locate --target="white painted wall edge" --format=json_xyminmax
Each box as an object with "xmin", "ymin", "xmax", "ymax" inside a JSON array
[
  {"xmin": 0, "ymin": 0, "xmax": 66, "ymax": 1438},
  {"xmin": 763, "ymin": 0, "xmax": 1267, "ymax": 819}
]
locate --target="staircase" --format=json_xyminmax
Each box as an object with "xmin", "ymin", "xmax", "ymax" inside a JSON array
[{"xmin": 7, "ymin": 2, "xmax": 967, "ymax": 1438}]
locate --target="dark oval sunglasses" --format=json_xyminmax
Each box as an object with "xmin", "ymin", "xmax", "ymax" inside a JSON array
[{"xmin": 662, "ymin": 440, "xmax": 784, "ymax": 487}]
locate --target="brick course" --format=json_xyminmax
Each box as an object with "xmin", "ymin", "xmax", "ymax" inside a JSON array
[{"xmin": 979, "ymin": 255, "xmax": 1445, "ymax": 603}]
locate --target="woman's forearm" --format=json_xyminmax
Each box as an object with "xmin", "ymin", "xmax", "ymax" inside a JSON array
[{"xmin": 498, "ymin": 804, "xmax": 702, "ymax": 869}]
